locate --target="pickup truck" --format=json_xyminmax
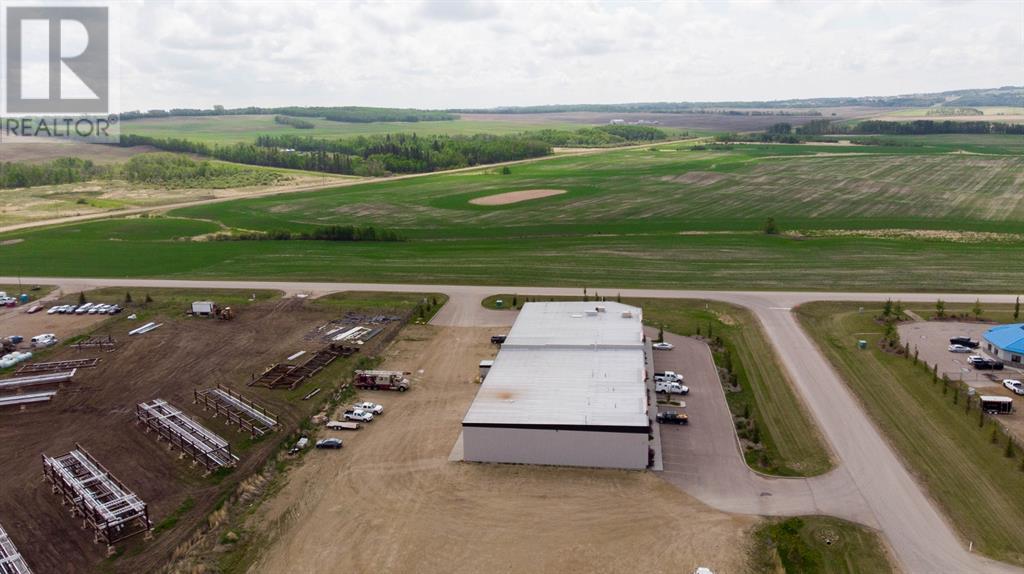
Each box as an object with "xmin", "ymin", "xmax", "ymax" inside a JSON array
[
  {"xmin": 656, "ymin": 380, "xmax": 689, "ymax": 395},
  {"xmin": 351, "ymin": 401, "xmax": 384, "ymax": 415},
  {"xmin": 344, "ymin": 409, "xmax": 374, "ymax": 423},
  {"xmin": 949, "ymin": 337, "xmax": 980, "ymax": 348},
  {"xmin": 654, "ymin": 371, "xmax": 684, "ymax": 383},
  {"xmin": 656, "ymin": 410, "xmax": 688, "ymax": 425}
]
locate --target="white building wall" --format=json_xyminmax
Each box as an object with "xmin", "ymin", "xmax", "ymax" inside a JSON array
[{"xmin": 463, "ymin": 426, "xmax": 648, "ymax": 470}]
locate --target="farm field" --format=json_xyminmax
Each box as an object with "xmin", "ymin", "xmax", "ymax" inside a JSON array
[
  {"xmin": 795, "ymin": 302, "xmax": 1024, "ymax": 566},
  {"xmin": 0, "ymin": 288, "xmax": 437, "ymax": 573},
  {"xmin": 870, "ymin": 106, "xmax": 1024, "ymax": 122},
  {"xmin": 119, "ymin": 114, "xmax": 588, "ymax": 144},
  {"xmin": 0, "ymin": 168, "xmax": 357, "ymax": 228},
  {"xmin": 482, "ymin": 294, "xmax": 832, "ymax": 477},
  {"xmin": 1, "ymin": 138, "xmax": 1023, "ymax": 291}
]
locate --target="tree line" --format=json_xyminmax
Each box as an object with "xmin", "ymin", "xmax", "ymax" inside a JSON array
[
  {"xmin": 1, "ymin": 153, "xmax": 281, "ymax": 189},
  {"xmin": 214, "ymin": 224, "xmax": 403, "ymax": 242},
  {"xmin": 273, "ymin": 115, "xmax": 315, "ymax": 129}
]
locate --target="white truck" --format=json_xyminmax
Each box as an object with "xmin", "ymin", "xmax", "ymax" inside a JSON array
[{"xmin": 656, "ymin": 380, "xmax": 689, "ymax": 395}]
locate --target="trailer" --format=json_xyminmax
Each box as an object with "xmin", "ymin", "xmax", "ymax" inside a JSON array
[
  {"xmin": 325, "ymin": 420, "xmax": 360, "ymax": 431},
  {"xmin": 979, "ymin": 395, "xmax": 1014, "ymax": 415},
  {"xmin": 353, "ymin": 370, "xmax": 411, "ymax": 392}
]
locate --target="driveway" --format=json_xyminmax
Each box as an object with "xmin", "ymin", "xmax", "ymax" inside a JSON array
[
  {"xmin": 2, "ymin": 276, "xmax": 1021, "ymax": 574},
  {"xmin": 650, "ymin": 329, "xmax": 875, "ymax": 525}
]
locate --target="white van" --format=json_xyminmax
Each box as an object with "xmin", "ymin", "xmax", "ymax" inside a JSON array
[
  {"xmin": 656, "ymin": 380, "xmax": 689, "ymax": 395},
  {"xmin": 30, "ymin": 334, "xmax": 58, "ymax": 347}
]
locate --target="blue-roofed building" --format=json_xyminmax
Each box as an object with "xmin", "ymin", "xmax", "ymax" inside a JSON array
[{"xmin": 982, "ymin": 323, "xmax": 1024, "ymax": 367}]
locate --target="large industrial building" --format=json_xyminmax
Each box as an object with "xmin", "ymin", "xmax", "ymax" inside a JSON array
[{"xmin": 461, "ymin": 301, "xmax": 650, "ymax": 470}]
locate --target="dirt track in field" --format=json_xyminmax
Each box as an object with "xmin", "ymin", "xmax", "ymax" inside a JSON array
[
  {"xmin": 469, "ymin": 188, "xmax": 567, "ymax": 205},
  {"xmin": 250, "ymin": 325, "xmax": 754, "ymax": 574},
  {"xmin": 0, "ymin": 298, "xmax": 400, "ymax": 574}
]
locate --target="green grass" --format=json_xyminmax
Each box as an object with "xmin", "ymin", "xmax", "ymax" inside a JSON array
[
  {"xmin": 482, "ymin": 295, "xmax": 832, "ymax": 476},
  {"xmin": 2, "ymin": 137, "xmax": 1022, "ymax": 292},
  {"xmin": 796, "ymin": 302, "xmax": 1024, "ymax": 566},
  {"xmin": 749, "ymin": 516, "xmax": 894, "ymax": 574},
  {"xmin": 153, "ymin": 497, "xmax": 196, "ymax": 534},
  {"xmin": 120, "ymin": 114, "xmax": 588, "ymax": 144},
  {"xmin": 0, "ymin": 283, "xmax": 53, "ymax": 299}
]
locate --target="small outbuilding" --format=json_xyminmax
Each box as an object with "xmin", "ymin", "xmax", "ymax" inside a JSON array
[
  {"xmin": 982, "ymin": 323, "xmax": 1024, "ymax": 367},
  {"xmin": 191, "ymin": 301, "xmax": 215, "ymax": 316}
]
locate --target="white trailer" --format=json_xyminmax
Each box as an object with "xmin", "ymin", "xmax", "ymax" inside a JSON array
[{"xmin": 191, "ymin": 301, "xmax": 215, "ymax": 316}]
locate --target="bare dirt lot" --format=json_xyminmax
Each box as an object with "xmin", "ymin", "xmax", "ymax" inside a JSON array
[
  {"xmin": 0, "ymin": 138, "xmax": 158, "ymax": 164},
  {"xmin": 469, "ymin": 188, "xmax": 567, "ymax": 206},
  {"xmin": 0, "ymin": 296, "xmax": 406, "ymax": 573},
  {"xmin": 248, "ymin": 325, "xmax": 755, "ymax": 574},
  {"xmin": 0, "ymin": 305, "xmax": 108, "ymax": 345}
]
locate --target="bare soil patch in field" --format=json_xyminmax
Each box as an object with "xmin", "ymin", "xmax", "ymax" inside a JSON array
[
  {"xmin": 0, "ymin": 297, "xmax": 405, "ymax": 573},
  {"xmin": 469, "ymin": 188, "xmax": 568, "ymax": 205},
  {"xmin": 249, "ymin": 325, "xmax": 754, "ymax": 574},
  {"xmin": 0, "ymin": 138, "xmax": 158, "ymax": 164}
]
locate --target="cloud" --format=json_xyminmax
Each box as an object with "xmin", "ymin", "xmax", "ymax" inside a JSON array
[{"xmin": 108, "ymin": 0, "xmax": 1021, "ymax": 110}]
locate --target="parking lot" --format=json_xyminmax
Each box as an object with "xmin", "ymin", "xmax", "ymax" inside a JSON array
[
  {"xmin": 898, "ymin": 321, "xmax": 1022, "ymax": 389},
  {"xmin": 649, "ymin": 329, "xmax": 873, "ymax": 523}
]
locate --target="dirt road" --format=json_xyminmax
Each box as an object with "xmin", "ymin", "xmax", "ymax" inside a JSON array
[
  {"xmin": 251, "ymin": 325, "xmax": 754, "ymax": 574},
  {"xmin": 3, "ymin": 276, "xmax": 1022, "ymax": 574}
]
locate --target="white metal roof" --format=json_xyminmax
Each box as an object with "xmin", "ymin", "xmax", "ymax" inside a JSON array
[
  {"xmin": 463, "ymin": 301, "xmax": 648, "ymax": 429},
  {"xmin": 503, "ymin": 301, "xmax": 643, "ymax": 349}
]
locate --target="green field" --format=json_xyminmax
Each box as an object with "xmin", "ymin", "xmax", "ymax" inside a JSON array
[
  {"xmin": 120, "ymin": 114, "xmax": 589, "ymax": 144},
  {"xmin": 749, "ymin": 516, "xmax": 894, "ymax": 573},
  {"xmin": 2, "ymin": 138, "xmax": 1023, "ymax": 291},
  {"xmin": 796, "ymin": 302, "xmax": 1024, "ymax": 566},
  {"xmin": 483, "ymin": 295, "xmax": 832, "ymax": 476}
]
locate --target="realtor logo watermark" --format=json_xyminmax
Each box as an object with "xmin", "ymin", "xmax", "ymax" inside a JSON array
[{"xmin": 2, "ymin": 3, "xmax": 119, "ymax": 141}]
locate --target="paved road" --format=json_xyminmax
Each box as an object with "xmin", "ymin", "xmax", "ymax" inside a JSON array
[{"xmin": 3, "ymin": 276, "xmax": 1021, "ymax": 573}]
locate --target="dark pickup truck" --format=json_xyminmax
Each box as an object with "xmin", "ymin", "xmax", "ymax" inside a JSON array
[
  {"xmin": 656, "ymin": 410, "xmax": 688, "ymax": 425},
  {"xmin": 973, "ymin": 359, "xmax": 1004, "ymax": 370},
  {"xmin": 490, "ymin": 335, "xmax": 507, "ymax": 345},
  {"xmin": 949, "ymin": 337, "xmax": 980, "ymax": 348}
]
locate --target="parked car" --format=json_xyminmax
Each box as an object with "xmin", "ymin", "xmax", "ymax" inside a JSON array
[
  {"xmin": 1003, "ymin": 380, "xmax": 1024, "ymax": 396},
  {"xmin": 47, "ymin": 306, "xmax": 62, "ymax": 315},
  {"xmin": 108, "ymin": 304, "xmax": 122, "ymax": 314},
  {"xmin": 60, "ymin": 305, "xmax": 76, "ymax": 314},
  {"xmin": 967, "ymin": 355, "xmax": 985, "ymax": 364},
  {"xmin": 973, "ymin": 359, "xmax": 1004, "ymax": 371},
  {"xmin": 652, "ymin": 342, "xmax": 674, "ymax": 351},
  {"xmin": 655, "ymin": 380, "xmax": 689, "ymax": 395},
  {"xmin": 25, "ymin": 304, "xmax": 43, "ymax": 314},
  {"xmin": 490, "ymin": 335, "xmax": 507, "ymax": 345},
  {"xmin": 30, "ymin": 334, "xmax": 58, "ymax": 348},
  {"xmin": 74, "ymin": 303, "xmax": 92, "ymax": 314},
  {"xmin": 656, "ymin": 410, "xmax": 688, "ymax": 425},
  {"xmin": 351, "ymin": 401, "xmax": 383, "ymax": 415},
  {"xmin": 344, "ymin": 409, "xmax": 374, "ymax": 423},
  {"xmin": 0, "ymin": 296, "xmax": 16, "ymax": 307},
  {"xmin": 948, "ymin": 344, "xmax": 972, "ymax": 353},
  {"xmin": 315, "ymin": 438, "xmax": 343, "ymax": 449},
  {"xmin": 949, "ymin": 337, "xmax": 980, "ymax": 348},
  {"xmin": 7, "ymin": 335, "xmax": 24, "ymax": 344}
]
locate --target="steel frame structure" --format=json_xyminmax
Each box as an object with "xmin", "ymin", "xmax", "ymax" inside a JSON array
[
  {"xmin": 136, "ymin": 399, "xmax": 238, "ymax": 471},
  {"xmin": 194, "ymin": 386, "xmax": 278, "ymax": 437},
  {"xmin": 0, "ymin": 522, "xmax": 32, "ymax": 574},
  {"xmin": 41, "ymin": 444, "xmax": 151, "ymax": 548},
  {"xmin": 15, "ymin": 359, "xmax": 98, "ymax": 374}
]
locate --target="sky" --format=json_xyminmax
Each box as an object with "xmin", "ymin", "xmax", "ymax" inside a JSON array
[{"xmin": 108, "ymin": 0, "xmax": 1024, "ymax": 110}]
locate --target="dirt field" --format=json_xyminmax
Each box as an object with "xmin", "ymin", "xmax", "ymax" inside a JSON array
[
  {"xmin": 0, "ymin": 138, "xmax": 158, "ymax": 164},
  {"xmin": 0, "ymin": 297, "xmax": 406, "ymax": 573},
  {"xmin": 469, "ymin": 188, "xmax": 567, "ymax": 205},
  {"xmin": 248, "ymin": 325, "xmax": 755, "ymax": 574},
  {"xmin": 0, "ymin": 305, "xmax": 108, "ymax": 345}
]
